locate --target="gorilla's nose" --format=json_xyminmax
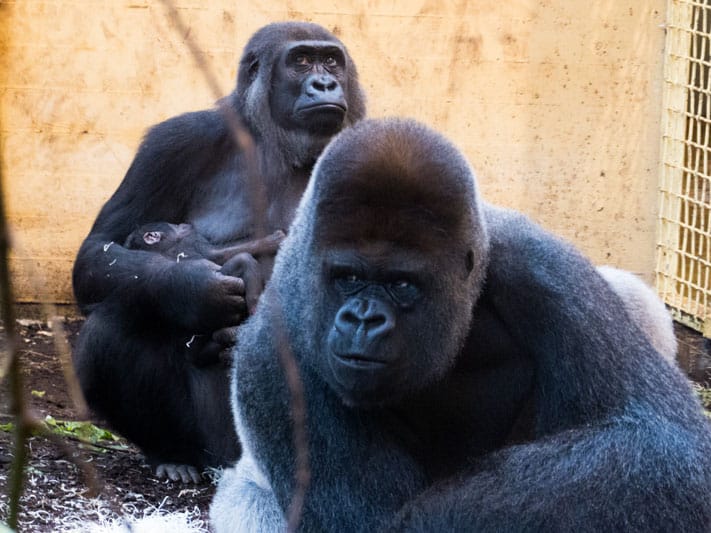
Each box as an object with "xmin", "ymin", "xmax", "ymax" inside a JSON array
[
  {"xmin": 309, "ymin": 74, "xmax": 338, "ymax": 94},
  {"xmin": 335, "ymin": 297, "xmax": 396, "ymax": 340}
]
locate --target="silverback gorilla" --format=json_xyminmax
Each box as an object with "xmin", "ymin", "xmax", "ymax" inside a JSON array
[
  {"xmin": 211, "ymin": 118, "xmax": 711, "ymax": 531},
  {"xmin": 72, "ymin": 21, "xmax": 365, "ymax": 482}
]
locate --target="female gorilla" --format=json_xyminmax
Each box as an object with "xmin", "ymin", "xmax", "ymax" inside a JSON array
[
  {"xmin": 212, "ymin": 118, "xmax": 711, "ymax": 531},
  {"xmin": 72, "ymin": 22, "xmax": 365, "ymax": 482}
]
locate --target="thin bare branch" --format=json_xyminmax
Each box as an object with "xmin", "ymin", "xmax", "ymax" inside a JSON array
[
  {"xmin": 8, "ymin": 246, "xmax": 90, "ymax": 417},
  {"xmin": 156, "ymin": 3, "xmax": 313, "ymax": 527},
  {"xmin": 0, "ymin": 112, "xmax": 29, "ymax": 530},
  {"xmin": 156, "ymin": 0, "xmax": 268, "ymax": 238},
  {"xmin": 273, "ymin": 310, "xmax": 310, "ymax": 533}
]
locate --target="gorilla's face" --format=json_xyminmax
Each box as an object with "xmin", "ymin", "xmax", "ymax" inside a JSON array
[
  {"xmin": 312, "ymin": 242, "xmax": 463, "ymax": 408},
  {"xmin": 283, "ymin": 118, "xmax": 488, "ymax": 409},
  {"xmin": 269, "ymin": 41, "xmax": 349, "ymax": 135},
  {"xmin": 124, "ymin": 222, "xmax": 195, "ymax": 251}
]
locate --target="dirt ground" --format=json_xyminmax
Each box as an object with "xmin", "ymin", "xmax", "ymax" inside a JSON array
[
  {"xmin": 0, "ymin": 318, "xmax": 215, "ymax": 532},
  {"xmin": 0, "ymin": 318, "xmax": 710, "ymax": 532}
]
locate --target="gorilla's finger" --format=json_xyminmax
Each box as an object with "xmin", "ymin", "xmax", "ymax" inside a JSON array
[
  {"xmin": 213, "ymin": 326, "xmax": 239, "ymax": 346},
  {"xmin": 217, "ymin": 274, "xmax": 246, "ymax": 295}
]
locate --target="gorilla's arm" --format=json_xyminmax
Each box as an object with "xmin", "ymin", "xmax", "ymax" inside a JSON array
[
  {"xmin": 73, "ymin": 110, "xmax": 247, "ymax": 331},
  {"xmin": 232, "ymin": 295, "xmax": 428, "ymax": 532},
  {"xmin": 205, "ymin": 229, "xmax": 286, "ymax": 264},
  {"xmin": 391, "ymin": 421, "xmax": 711, "ymax": 531},
  {"xmin": 480, "ymin": 204, "xmax": 686, "ymax": 431},
  {"xmin": 390, "ymin": 204, "xmax": 711, "ymax": 531}
]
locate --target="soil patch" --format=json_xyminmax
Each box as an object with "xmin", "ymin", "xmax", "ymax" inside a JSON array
[{"xmin": 0, "ymin": 319, "xmax": 214, "ymax": 532}]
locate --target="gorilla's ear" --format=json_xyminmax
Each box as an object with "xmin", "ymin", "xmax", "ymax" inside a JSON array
[
  {"xmin": 240, "ymin": 51, "xmax": 260, "ymax": 84},
  {"xmin": 247, "ymin": 59, "xmax": 259, "ymax": 83},
  {"xmin": 466, "ymin": 250, "xmax": 475, "ymax": 275}
]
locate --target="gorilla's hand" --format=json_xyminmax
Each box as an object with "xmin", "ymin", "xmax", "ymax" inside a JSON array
[
  {"xmin": 220, "ymin": 252, "xmax": 264, "ymax": 315},
  {"xmin": 213, "ymin": 326, "xmax": 240, "ymax": 365},
  {"xmin": 159, "ymin": 259, "xmax": 248, "ymax": 332},
  {"xmin": 190, "ymin": 326, "xmax": 240, "ymax": 367}
]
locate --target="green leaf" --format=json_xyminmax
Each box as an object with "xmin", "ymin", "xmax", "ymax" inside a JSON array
[{"xmin": 40, "ymin": 417, "xmax": 124, "ymax": 445}]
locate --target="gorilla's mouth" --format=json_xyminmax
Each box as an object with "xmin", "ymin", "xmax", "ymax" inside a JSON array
[
  {"xmin": 334, "ymin": 353, "xmax": 388, "ymax": 369},
  {"xmin": 298, "ymin": 103, "xmax": 347, "ymax": 114}
]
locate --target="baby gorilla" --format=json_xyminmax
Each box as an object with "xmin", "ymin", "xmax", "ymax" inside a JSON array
[{"xmin": 125, "ymin": 223, "xmax": 285, "ymax": 314}]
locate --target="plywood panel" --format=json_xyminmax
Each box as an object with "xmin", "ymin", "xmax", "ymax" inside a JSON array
[{"xmin": 0, "ymin": 0, "xmax": 666, "ymax": 304}]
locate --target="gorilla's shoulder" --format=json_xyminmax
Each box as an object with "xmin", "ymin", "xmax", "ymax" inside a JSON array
[
  {"xmin": 119, "ymin": 107, "xmax": 237, "ymax": 186},
  {"xmin": 481, "ymin": 201, "xmax": 581, "ymax": 279},
  {"xmin": 140, "ymin": 107, "xmax": 232, "ymax": 155},
  {"xmin": 482, "ymin": 202, "xmax": 541, "ymax": 245}
]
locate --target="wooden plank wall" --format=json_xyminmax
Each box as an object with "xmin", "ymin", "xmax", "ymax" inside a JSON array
[{"xmin": 0, "ymin": 0, "xmax": 666, "ymax": 306}]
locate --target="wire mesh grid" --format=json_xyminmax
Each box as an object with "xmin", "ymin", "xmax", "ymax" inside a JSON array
[{"xmin": 657, "ymin": 0, "xmax": 711, "ymax": 336}]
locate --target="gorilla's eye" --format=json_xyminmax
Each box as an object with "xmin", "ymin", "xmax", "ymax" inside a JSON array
[
  {"xmin": 295, "ymin": 54, "xmax": 310, "ymax": 66},
  {"xmin": 387, "ymin": 279, "xmax": 420, "ymax": 308},
  {"xmin": 324, "ymin": 55, "xmax": 338, "ymax": 67},
  {"xmin": 334, "ymin": 272, "xmax": 366, "ymax": 294}
]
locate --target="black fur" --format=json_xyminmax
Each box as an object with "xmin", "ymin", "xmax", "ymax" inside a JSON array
[
  {"xmin": 72, "ymin": 22, "xmax": 365, "ymax": 472},
  {"xmin": 124, "ymin": 222, "xmax": 284, "ymax": 265},
  {"xmin": 124, "ymin": 222, "xmax": 285, "ymax": 313},
  {"xmin": 211, "ymin": 118, "xmax": 711, "ymax": 531}
]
